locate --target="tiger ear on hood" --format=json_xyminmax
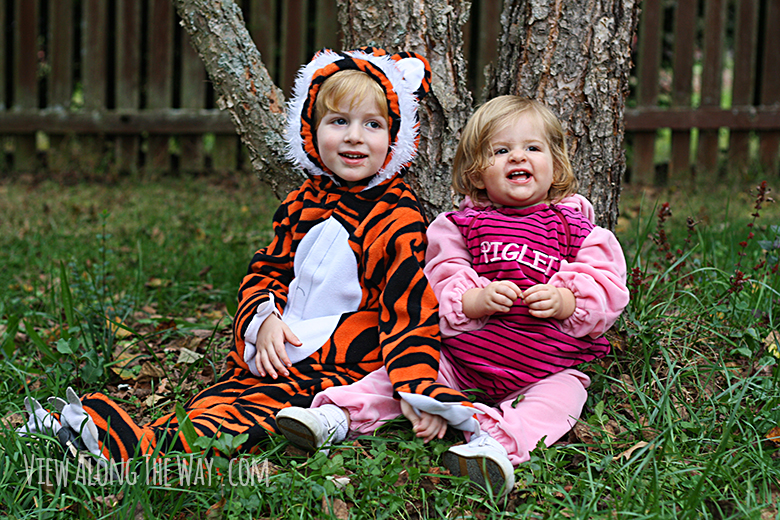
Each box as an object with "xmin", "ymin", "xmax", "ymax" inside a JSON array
[{"xmin": 390, "ymin": 52, "xmax": 432, "ymax": 101}]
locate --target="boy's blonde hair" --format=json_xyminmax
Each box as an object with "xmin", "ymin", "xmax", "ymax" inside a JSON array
[
  {"xmin": 314, "ymin": 70, "xmax": 389, "ymax": 129},
  {"xmin": 452, "ymin": 96, "xmax": 578, "ymax": 205}
]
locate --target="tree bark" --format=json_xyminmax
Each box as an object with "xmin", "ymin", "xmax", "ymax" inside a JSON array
[
  {"xmin": 172, "ymin": 0, "xmax": 640, "ymax": 229},
  {"xmin": 486, "ymin": 0, "xmax": 640, "ymax": 229}
]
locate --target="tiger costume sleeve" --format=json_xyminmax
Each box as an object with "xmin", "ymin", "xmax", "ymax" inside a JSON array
[
  {"xmin": 232, "ymin": 187, "xmax": 298, "ymax": 359},
  {"xmin": 371, "ymin": 195, "xmax": 475, "ymax": 408}
]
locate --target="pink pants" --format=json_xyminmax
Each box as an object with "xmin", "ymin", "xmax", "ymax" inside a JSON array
[{"xmin": 312, "ymin": 354, "xmax": 590, "ymax": 466}]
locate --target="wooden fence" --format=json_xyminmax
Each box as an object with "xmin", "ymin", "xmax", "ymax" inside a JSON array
[
  {"xmin": 1, "ymin": 0, "xmax": 779, "ymax": 183},
  {"xmin": 627, "ymin": 0, "xmax": 780, "ymax": 183}
]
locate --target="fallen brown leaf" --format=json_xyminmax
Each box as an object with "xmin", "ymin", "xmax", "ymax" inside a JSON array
[
  {"xmin": 617, "ymin": 441, "xmax": 651, "ymax": 461},
  {"xmin": 322, "ymin": 497, "xmax": 350, "ymax": 520},
  {"xmin": 765, "ymin": 426, "xmax": 780, "ymax": 446}
]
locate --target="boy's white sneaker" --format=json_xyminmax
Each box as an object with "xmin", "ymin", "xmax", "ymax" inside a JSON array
[
  {"xmin": 276, "ymin": 404, "xmax": 348, "ymax": 452},
  {"xmin": 442, "ymin": 431, "xmax": 515, "ymax": 496}
]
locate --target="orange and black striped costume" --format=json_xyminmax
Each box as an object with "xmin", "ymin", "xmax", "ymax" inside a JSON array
[{"xmin": 74, "ymin": 48, "xmax": 473, "ymax": 462}]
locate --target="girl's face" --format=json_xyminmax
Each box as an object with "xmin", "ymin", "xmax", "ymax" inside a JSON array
[{"xmin": 476, "ymin": 113, "xmax": 554, "ymax": 208}]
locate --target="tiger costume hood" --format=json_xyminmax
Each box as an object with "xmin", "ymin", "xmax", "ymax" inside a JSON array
[{"xmin": 285, "ymin": 47, "xmax": 432, "ymax": 189}]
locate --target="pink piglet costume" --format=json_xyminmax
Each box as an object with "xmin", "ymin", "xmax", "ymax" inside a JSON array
[{"xmin": 312, "ymin": 195, "xmax": 629, "ymax": 465}]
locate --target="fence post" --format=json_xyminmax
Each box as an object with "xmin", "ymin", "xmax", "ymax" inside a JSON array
[
  {"xmin": 47, "ymin": 0, "xmax": 75, "ymax": 173},
  {"xmin": 669, "ymin": 0, "xmax": 696, "ymax": 184},
  {"xmin": 116, "ymin": 0, "xmax": 142, "ymax": 174},
  {"xmin": 82, "ymin": 0, "xmax": 109, "ymax": 174},
  {"xmin": 729, "ymin": 0, "xmax": 760, "ymax": 180},
  {"xmin": 0, "ymin": 0, "xmax": 7, "ymax": 173},
  {"xmin": 696, "ymin": 0, "xmax": 726, "ymax": 182},
  {"xmin": 632, "ymin": 0, "xmax": 662, "ymax": 185},
  {"xmin": 11, "ymin": 0, "xmax": 39, "ymax": 173},
  {"xmin": 759, "ymin": 0, "xmax": 780, "ymax": 176},
  {"xmin": 147, "ymin": 0, "xmax": 174, "ymax": 173},
  {"xmin": 180, "ymin": 27, "xmax": 207, "ymax": 173}
]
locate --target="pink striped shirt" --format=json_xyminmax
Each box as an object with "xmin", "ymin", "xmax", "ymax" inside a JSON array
[{"xmin": 435, "ymin": 202, "xmax": 616, "ymax": 403}]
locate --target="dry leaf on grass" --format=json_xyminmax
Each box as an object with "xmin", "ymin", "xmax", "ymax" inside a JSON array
[
  {"xmin": 137, "ymin": 362, "xmax": 165, "ymax": 381},
  {"xmin": 322, "ymin": 497, "xmax": 350, "ymax": 520},
  {"xmin": 765, "ymin": 331, "xmax": 780, "ymax": 358},
  {"xmin": 765, "ymin": 426, "xmax": 780, "ymax": 446},
  {"xmin": 572, "ymin": 422, "xmax": 596, "ymax": 445},
  {"xmin": 1, "ymin": 412, "xmax": 24, "ymax": 429},
  {"xmin": 617, "ymin": 441, "xmax": 651, "ymax": 461},
  {"xmin": 177, "ymin": 347, "xmax": 204, "ymax": 365},
  {"xmin": 205, "ymin": 496, "xmax": 225, "ymax": 520}
]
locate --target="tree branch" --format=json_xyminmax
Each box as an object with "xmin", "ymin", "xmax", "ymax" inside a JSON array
[{"xmin": 172, "ymin": 0, "xmax": 303, "ymax": 198}]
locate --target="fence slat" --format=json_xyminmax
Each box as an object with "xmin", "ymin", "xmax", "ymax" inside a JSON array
[
  {"xmin": 147, "ymin": 0, "xmax": 174, "ymax": 172},
  {"xmin": 83, "ymin": 0, "xmax": 107, "ymax": 110},
  {"xmin": 695, "ymin": 0, "xmax": 726, "ymax": 179},
  {"xmin": 474, "ymin": 0, "xmax": 500, "ymax": 99},
  {"xmin": 49, "ymin": 1, "xmax": 73, "ymax": 109},
  {"xmin": 247, "ymin": 0, "xmax": 279, "ymax": 83},
  {"xmin": 81, "ymin": 0, "xmax": 108, "ymax": 173},
  {"xmin": 759, "ymin": 0, "xmax": 780, "ymax": 175},
  {"xmin": 632, "ymin": 0, "xmax": 662, "ymax": 184},
  {"xmin": 180, "ymin": 29, "xmax": 207, "ymax": 173},
  {"xmin": 669, "ymin": 0, "xmax": 697, "ymax": 182},
  {"xmin": 729, "ymin": 0, "xmax": 760, "ymax": 177},
  {"xmin": 0, "ymin": 0, "xmax": 6, "ymax": 112},
  {"xmin": 314, "ymin": 0, "xmax": 338, "ymax": 50},
  {"xmin": 115, "ymin": 0, "xmax": 142, "ymax": 174},
  {"xmin": 281, "ymin": 0, "xmax": 306, "ymax": 97},
  {"xmin": 47, "ymin": 0, "xmax": 75, "ymax": 172},
  {"xmin": 12, "ymin": 0, "xmax": 39, "ymax": 172}
]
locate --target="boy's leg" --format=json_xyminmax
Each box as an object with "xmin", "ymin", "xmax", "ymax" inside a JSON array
[
  {"xmin": 277, "ymin": 367, "xmax": 400, "ymax": 451},
  {"xmin": 474, "ymin": 368, "xmax": 590, "ymax": 466},
  {"xmin": 277, "ymin": 361, "xmax": 466, "ymax": 450},
  {"xmin": 311, "ymin": 366, "xmax": 400, "ymax": 435}
]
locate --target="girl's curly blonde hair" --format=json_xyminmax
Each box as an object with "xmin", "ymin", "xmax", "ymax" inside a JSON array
[{"xmin": 452, "ymin": 96, "xmax": 578, "ymax": 206}]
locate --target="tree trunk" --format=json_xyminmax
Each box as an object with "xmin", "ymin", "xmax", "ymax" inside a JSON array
[
  {"xmin": 486, "ymin": 0, "xmax": 640, "ymax": 229},
  {"xmin": 172, "ymin": 0, "xmax": 640, "ymax": 229},
  {"xmin": 338, "ymin": 0, "xmax": 473, "ymax": 218}
]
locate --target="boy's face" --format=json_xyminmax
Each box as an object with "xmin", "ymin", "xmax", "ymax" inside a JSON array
[
  {"xmin": 477, "ymin": 113, "xmax": 554, "ymax": 208},
  {"xmin": 316, "ymin": 97, "xmax": 389, "ymax": 185}
]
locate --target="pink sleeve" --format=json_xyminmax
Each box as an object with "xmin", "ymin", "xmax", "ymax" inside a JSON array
[
  {"xmin": 549, "ymin": 226, "xmax": 630, "ymax": 338},
  {"xmin": 558, "ymin": 194, "xmax": 596, "ymax": 224},
  {"xmin": 424, "ymin": 214, "xmax": 491, "ymax": 337}
]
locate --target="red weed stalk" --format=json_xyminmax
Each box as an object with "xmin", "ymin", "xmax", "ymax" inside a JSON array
[
  {"xmin": 652, "ymin": 202, "xmax": 674, "ymax": 276},
  {"xmin": 721, "ymin": 181, "xmax": 771, "ymax": 302}
]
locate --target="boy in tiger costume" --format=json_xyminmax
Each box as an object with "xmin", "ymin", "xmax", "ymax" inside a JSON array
[{"xmin": 17, "ymin": 47, "xmax": 477, "ymax": 463}]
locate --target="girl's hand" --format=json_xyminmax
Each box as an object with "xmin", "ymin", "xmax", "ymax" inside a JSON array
[
  {"xmin": 522, "ymin": 284, "xmax": 575, "ymax": 320},
  {"xmin": 254, "ymin": 313, "xmax": 302, "ymax": 379},
  {"xmin": 400, "ymin": 399, "xmax": 448, "ymax": 443},
  {"xmin": 462, "ymin": 281, "xmax": 522, "ymax": 319}
]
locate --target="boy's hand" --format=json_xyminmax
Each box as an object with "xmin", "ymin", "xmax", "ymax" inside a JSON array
[
  {"xmin": 400, "ymin": 399, "xmax": 447, "ymax": 443},
  {"xmin": 254, "ymin": 313, "xmax": 302, "ymax": 379},
  {"xmin": 522, "ymin": 284, "xmax": 575, "ymax": 320},
  {"xmin": 462, "ymin": 281, "xmax": 522, "ymax": 319}
]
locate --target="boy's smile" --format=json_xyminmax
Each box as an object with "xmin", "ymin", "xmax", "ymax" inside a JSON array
[
  {"xmin": 476, "ymin": 113, "xmax": 554, "ymax": 208},
  {"xmin": 316, "ymin": 99, "xmax": 390, "ymax": 185}
]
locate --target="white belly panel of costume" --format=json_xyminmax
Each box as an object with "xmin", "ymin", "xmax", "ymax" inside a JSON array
[{"xmin": 283, "ymin": 217, "xmax": 362, "ymax": 362}]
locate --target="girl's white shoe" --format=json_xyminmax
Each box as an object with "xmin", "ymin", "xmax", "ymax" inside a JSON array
[{"xmin": 442, "ymin": 431, "xmax": 515, "ymax": 496}]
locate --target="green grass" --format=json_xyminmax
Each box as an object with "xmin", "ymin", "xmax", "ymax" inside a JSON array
[{"xmin": 1, "ymin": 174, "xmax": 779, "ymax": 519}]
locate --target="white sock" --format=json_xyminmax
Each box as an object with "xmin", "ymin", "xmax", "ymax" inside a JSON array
[{"xmin": 312, "ymin": 404, "xmax": 349, "ymax": 443}]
